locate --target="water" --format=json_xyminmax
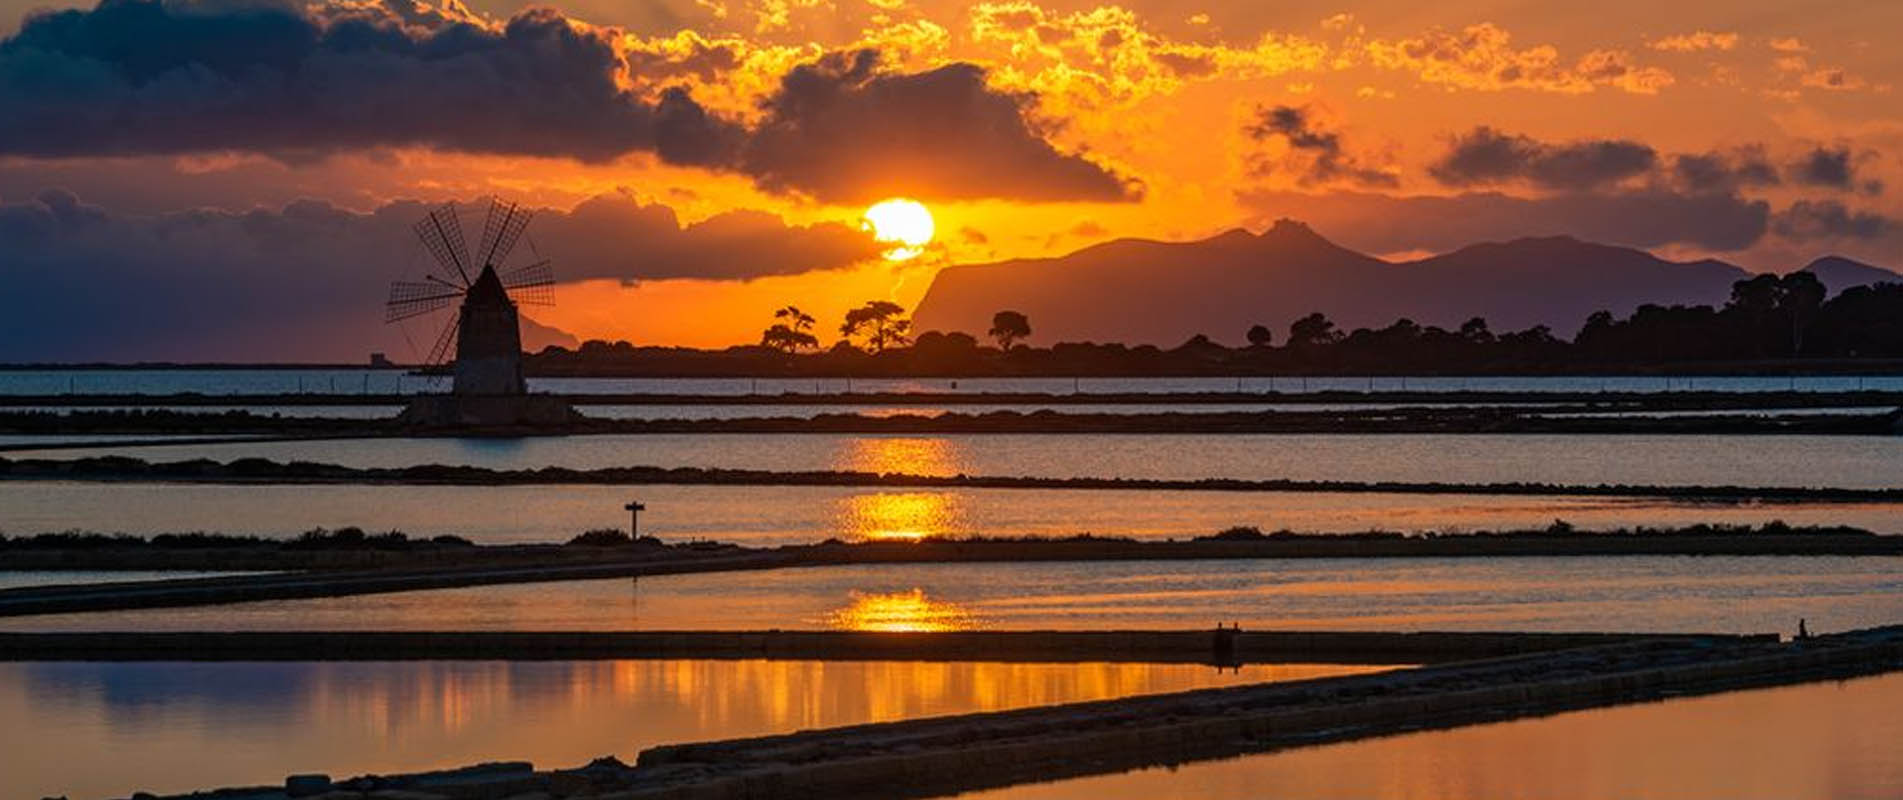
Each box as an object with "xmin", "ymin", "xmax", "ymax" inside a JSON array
[
  {"xmin": 0, "ymin": 659, "xmax": 1381, "ymax": 800},
  {"xmin": 0, "ymin": 571, "xmax": 262, "ymax": 591},
  {"xmin": 4, "ymin": 370, "xmax": 1900, "ymax": 396},
  {"xmin": 6, "ymin": 482, "xmax": 1900, "ymax": 545},
  {"xmin": 9, "ymin": 557, "xmax": 1897, "ymax": 635},
  {"xmin": 7, "ymin": 402, "xmax": 1890, "ymax": 423},
  {"xmin": 12, "ymin": 432, "xmax": 1903, "ymax": 489},
  {"xmin": 960, "ymin": 671, "xmax": 1903, "ymax": 800},
  {"xmin": 0, "ymin": 401, "xmax": 1568, "ymax": 421}
]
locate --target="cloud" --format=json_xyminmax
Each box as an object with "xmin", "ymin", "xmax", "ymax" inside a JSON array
[
  {"xmin": 1786, "ymin": 145, "xmax": 1884, "ymax": 194},
  {"xmin": 736, "ymin": 49, "xmax": 1139, "ymax": 203},
  {"xmin": 0, "ymin": 189, "xmax": 880, "ymax": 361},
  {"xmin": 1649, "ymin": 31, "xmax": 1738, "ymax": 52},
  {"xmin": 1365, "ymin": 24, "xmax": 1673, "ymax": 94},
  {"xmin": 1428, "ymin": 127, "xmax": 1657, "ymax": 191},
  {"xmin": 1242, "ymin": 104, "xmax": 1395, "ymax": 188},
  {"xmin": 1235, "ymin": 188, "xmax": 1769, "ymax": 253},
  {"xmin": 0, "ymin": 0, "xmax": 744, "ymax": 163},
  {"xmin": 1671, "ymin": 147, "xmax": 1780, "ymax": 193},
  {"xmin": 1771, "ymin": 200, "xmax": 1893, "ymax": 240}
]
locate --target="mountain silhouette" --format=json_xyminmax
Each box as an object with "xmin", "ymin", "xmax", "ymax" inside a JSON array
[
  {"xmin": 1801, "ymin": 256, "xmax": 1903, "ymax": 294},
  {"xmin": 915, "ymin": 220, "xmax": 1792, "ymax": 344}
]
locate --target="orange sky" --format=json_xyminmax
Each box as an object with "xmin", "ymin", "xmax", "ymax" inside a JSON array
[{"xmin": 1, "ymin": 0, "xmax": 1899, "ymax": 355}]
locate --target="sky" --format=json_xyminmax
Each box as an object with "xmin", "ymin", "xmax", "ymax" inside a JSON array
[{"xmin": 0, "ymin": 0, "xmax": 1899, "ymax": 360}]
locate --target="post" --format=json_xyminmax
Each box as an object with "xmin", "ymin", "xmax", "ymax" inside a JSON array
[{"xmin": 624, "ymin": 501, "xmax": 646, "ymax": 538}]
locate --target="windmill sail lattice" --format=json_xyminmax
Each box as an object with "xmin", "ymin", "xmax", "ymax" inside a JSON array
[{"xmin": 384, "ymin": 200, "xmax": 556, "ymax": 397}]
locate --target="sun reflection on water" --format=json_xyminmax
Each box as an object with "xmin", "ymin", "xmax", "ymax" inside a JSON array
[
  {"xmin": 824, "ymin": 588, "xmax": 982, "ymax": 632},
  {"xmin": 839, "ymin": 491, "xmax": 962, "ymax": 541},
  {"xmin": 841, "ymin": 437, "xmax": 963, "ymax": 475}
]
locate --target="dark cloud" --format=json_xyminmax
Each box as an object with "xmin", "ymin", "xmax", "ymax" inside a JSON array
[
  {"xmin": 0, "ymin": 3, "xmax": 1132, "ymax": 204},
  {"xmin": 1771, "ymin": 199, "xmax": 1893, "ymax": 240},
  {"xmin": 1671, "ymin": 147, "xmax": 1780, "ymax": 193},
  {"xmin": 1235, "ymin": 187, "xmax": 1769, "ymax": 253},
  {"xmin": 1429, "ymin": 127, "xmax": 1657, "ymax": 191},
  {"xmin": 0, "ymin": 0, "xmax": 742, "ymax": 163},
  {"xmin": 0, "ymin": 190, "xmax": 880, "ymax": 361},
  {"xmin": 1790, "ymin": 147, "xmax": 1854, "ymax": 188},
  {"xmin": 1785, "ymin": 146, "xmax": 1881, "ymax": 194},
  {"xmin": 1243, "ymin": 105, "xmax": 1396, "ymax": 188},
  {"xmin": 737, "ymin": 49, "xmax": 1138, "ymax": 204}
]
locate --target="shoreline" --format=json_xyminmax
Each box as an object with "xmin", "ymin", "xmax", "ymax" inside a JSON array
[
  {"xmin": 4, "ymin": 527, "xmax": 1899, "ymax": 615},
  {"xmin": 4, "ymin": 405, "xmax": 1896, "ymax": 438},
  {"xmin": 7, "ymin": 388, "xmax": 1903, "ymax": 408},
  {"xmin": 109, "ymin": 625, "xmax": 1903, "ymax": 800},
  {"xmin": 0, "ymin": 629, "xmax": 1723, "ymax": 664},
  {"xmin": 9, "ymin": 454, "xmax": 1903, "ymax": 502}
]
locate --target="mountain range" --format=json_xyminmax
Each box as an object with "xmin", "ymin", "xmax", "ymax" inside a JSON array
[{"xmin": 913, "ymin": 220, "xmax": 1901, "ymax": 345}]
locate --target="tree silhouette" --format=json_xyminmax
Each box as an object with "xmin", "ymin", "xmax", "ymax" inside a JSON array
[
  {"xmin": 775, "ymin": 305, "xmax": 816, "ymax": 334},
  {"xmin": 762, "ymin": 305, "xmax": 819, "ymax": 353},
  {"xmin": 989, "ymin": 310, "xmax": 1032, "ymax": 350},
  {"xmin": 761, "ymin": 324, "xmax": 818, "ymax": 354},
  {"xmin": 1288, "ymin": 312, "xmax": 1341, "ymax": 347},
  {"xmin": 1245, "ymin": 324, "xmax": 1274, "ymax": 348},
  {"xmin": 841, "ymin": 300, "xmax": 912, "ymax": 353}
]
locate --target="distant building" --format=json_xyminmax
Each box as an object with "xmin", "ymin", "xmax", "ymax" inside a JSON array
[{"xmin": 369, "ymin": 352, "xmax": 395, "ymax": 368}]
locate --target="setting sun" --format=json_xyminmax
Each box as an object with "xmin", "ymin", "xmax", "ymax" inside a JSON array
[{"xmin": 862, "ymin": 198, "xmax": 935, "ymax": 261}]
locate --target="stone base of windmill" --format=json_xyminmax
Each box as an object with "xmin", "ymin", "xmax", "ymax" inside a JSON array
[{"xmin": 397, "ymin": 394, "xmax": 583, "ymax": 430}]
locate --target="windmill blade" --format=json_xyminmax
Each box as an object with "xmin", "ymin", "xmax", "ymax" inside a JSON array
[
  {"xmin": 425, "ymin": 309, "xmax": 461, "ymax": 367},
  {"xmin": 500, "ymin": 259, "xmax": 556, "ymax": 306},
  {"xmin": 385, "ymin": 281, "xmax": 463, "ymax": 322},
  {"xmin": 500, "ymin": 259, "xmax": 554, "ymax": 288},
  {"xmin": 413, "ymin": 204, "xmax": 472, "ymax": 286},
  {"xmin": 477, "ymin": 199, "xmax": 534, "ymax": 269}
]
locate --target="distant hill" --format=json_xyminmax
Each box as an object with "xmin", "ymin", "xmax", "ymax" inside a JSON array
[
  {"xmin": 1801, "ymin": 256, "xmax": 1903, "ymax": 294},
  {"xmin": 913, "ymin": 220, "xmax": 1758, "ymax": 345}
]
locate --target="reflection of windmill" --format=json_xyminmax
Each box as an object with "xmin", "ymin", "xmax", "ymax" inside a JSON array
[{"xmin": 386, "ymin": 200, "xmax": 553, "ymax": 396}]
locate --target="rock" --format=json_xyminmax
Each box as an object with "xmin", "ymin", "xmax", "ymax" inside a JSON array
[{"xmin": 286, "ymin": 774, "xmax": 334, "ymax": 797}]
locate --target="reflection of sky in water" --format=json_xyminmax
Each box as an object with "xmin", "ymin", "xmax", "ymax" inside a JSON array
[
  {"xmin": 0, "ymin": 659, "xmax": 1381, "ymax": 800},
  {"xmin": 9, "ymin": 482, "xmax": 1903, "ymax": 546},
  {"xmin": 12, "ymin": 556, "xmax": 1900, "ymax": 636},
  {"xmin": 839, "ymin": 491, "xmax": 962, "ymax": 541},
  {"xmin": 12, "ymin": 433, "xmax": 1903, "ymax": 489},
  {"xmin": 824, "ymin": 589, "xmax": 981, "ymax": 631},
  {"xmin": 960, "ymin": 671, "xmax": 1903, "ymax": 800},
  {"xmin": 7, "ymin": 371, "xmax": 1903, "ymax": 396}
]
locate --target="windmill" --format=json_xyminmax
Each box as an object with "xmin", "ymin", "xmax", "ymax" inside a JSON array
[{"xmin": 385, "ymin": 199, "xmax": 554, "ymax": 396}]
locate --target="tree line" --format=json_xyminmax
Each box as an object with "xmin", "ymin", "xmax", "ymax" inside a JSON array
[{"xmin": 524, "ymin": 272, "xmax": 1903, "ymax": 376}]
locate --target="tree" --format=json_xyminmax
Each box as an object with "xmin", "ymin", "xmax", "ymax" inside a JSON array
[
  {"xmin": 1288, "ymin": 312, "xmax": 1341, "ymax": 347},
  {"xmin": 761, "ymin": 324, "xmax": 818, "ymax": 354},
  {"xmin": 841, "ymin": 300, "xmax": 912, "ymax": 353},
  {"xmin": 1458, "ymin": 317, "xmax": 1494, "ymax": 345},
  {"xmin": 1245, "ymin": 324, "xmax": 1274, "ymax": 348},
  {"xmin": 989, "ymin": 310, "xmax": 1032, "ymax": 350},
  {"xmin": 762, "ymin": 305, "xmax": 819, "ymax": 354},
  {"xmin": 775, "ymin": 305, "xmax": 816, "ymax": 334}
]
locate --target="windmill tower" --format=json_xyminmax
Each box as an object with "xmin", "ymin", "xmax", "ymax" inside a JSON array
[{"xmin": 386, "ymin": 200, "xmax": 575, "ymax": 427}]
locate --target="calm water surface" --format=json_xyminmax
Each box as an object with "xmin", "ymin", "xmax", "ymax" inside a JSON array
[
  {"xmin": 0, "ymin": 571, "xmax": 260, "ymax": 590},
  {"xmin": 7, "ymin": 371, "xmax": 1901, "ymax": 396},
  {"xmin": 7, "ymin": 482, "xmax": 1900, "ymax": 544},
  {"xmin": 960, "ymin": 671, "xmax": 1903, "ymax": 800},
  {"xmin": 10, "ymin": 557, "xmax": 1897, "ymax": 635},
  {"xmin": 13, "ymin": 433, "xmax": 1903, "ymax": 488},
  {"xmin": 0, "ymin": 659, "xmax": 1378, "ymax": 800}
]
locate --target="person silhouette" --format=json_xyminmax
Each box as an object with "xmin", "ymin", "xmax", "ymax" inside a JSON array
[{"xmin": 1797, "ymin": 618, "xmax": 1810, "ymax": 640}]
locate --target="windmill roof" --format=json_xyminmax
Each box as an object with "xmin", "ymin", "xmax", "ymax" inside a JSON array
[{"xmin": 464, "ymin": 264, "xmax": 513, "ymax": 309}]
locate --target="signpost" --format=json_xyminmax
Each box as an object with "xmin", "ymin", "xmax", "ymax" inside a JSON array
[{"xmin": 624, "ymin": 501, "xmax": 646, "ymax": 538}]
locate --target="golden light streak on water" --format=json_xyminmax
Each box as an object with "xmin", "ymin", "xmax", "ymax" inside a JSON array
[{"xmin": 823, "ymin": 588, "xmax": 982, "ymax": 631}]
